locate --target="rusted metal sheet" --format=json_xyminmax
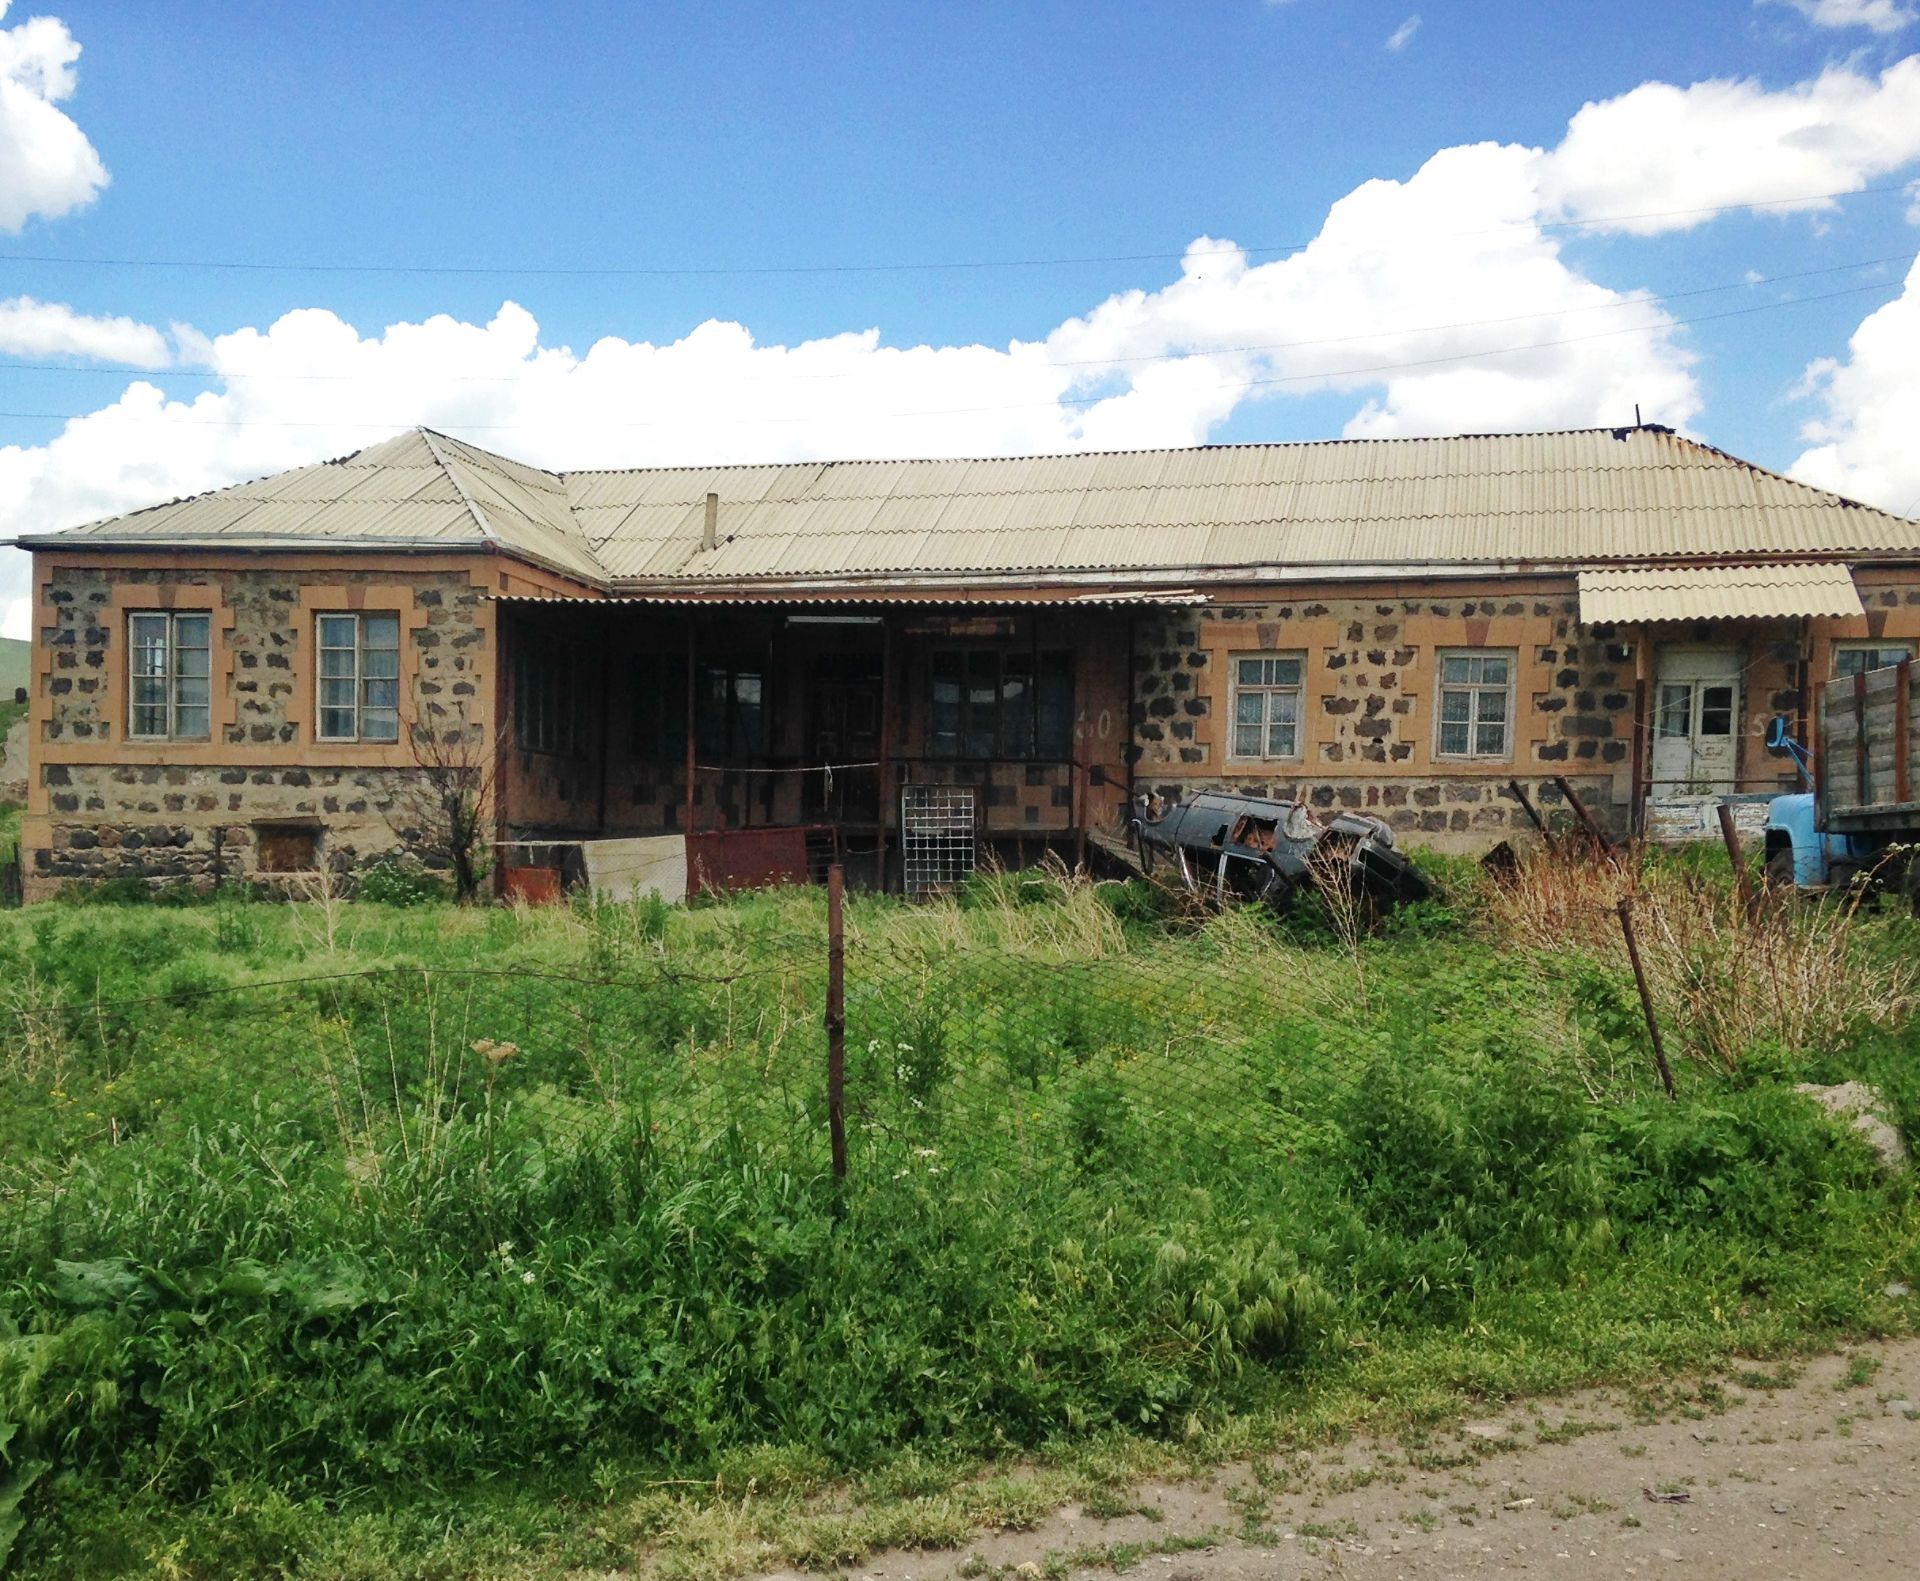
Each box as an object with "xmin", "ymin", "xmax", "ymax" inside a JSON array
[
  {"xmin": 504, "ymin": 866, "xmax": 565, "ymax": 905},
  {"xmin": 686, "ymin": 826, "xmax": 818, "ymax": 895}
]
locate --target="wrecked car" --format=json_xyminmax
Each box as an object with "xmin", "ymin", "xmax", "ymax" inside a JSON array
[{"xmin": 1129, "ymin": 790, "xmax": 1431, "ymax": 910}]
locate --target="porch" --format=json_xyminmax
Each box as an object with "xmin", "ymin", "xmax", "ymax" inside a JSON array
[{"xmin": 492, "ymin": 593, "xmax": 1149, "ymax": 892}]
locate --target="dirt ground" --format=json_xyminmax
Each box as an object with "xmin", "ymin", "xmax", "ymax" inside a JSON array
[{"xmin": 762, "ymin": 1339, "xmax": 1920, "ymax": 1581}]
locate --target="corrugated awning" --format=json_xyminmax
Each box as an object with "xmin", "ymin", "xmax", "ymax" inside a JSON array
[{"xmin": 1577, "ymin": 562, "xmax": 1864, "ymax": 625}]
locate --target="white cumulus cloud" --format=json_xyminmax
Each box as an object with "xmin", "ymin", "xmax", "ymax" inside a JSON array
[
  {"xmin": 0, "ymin": 296, "xmax": 170, "ymax": 366},
  {"xmin": 1789, "ymin": 252, "xmax": 1920, "ymax": 515},
  {"xmin": 1538, "ymin": 57, "xmax": 1920, "ymax": 232},
  {"xmin": 1762, "ymin": 0, "xmax": 1917, "ymax": 33},
  {"xmin": 0, "ymin": 1, "xmax": 106, "ymax": 231}
]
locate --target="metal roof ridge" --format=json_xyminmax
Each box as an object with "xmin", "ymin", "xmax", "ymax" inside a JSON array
[{"xmin": 420, "ymin": 427, "xmax": 509, "ymax": 553}]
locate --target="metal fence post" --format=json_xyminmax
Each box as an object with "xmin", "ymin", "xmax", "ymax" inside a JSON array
[
  {"xmin": 1615, "ymin": 897, "xmax": 1677, "ymax": 1100},
  {"xmin": 826, "ymin": 861, "xmax": 848, "ymax": 1181},
  {"xmin": 1715, "ymin": 801, "xmax": 1759, "ymax": 924}
]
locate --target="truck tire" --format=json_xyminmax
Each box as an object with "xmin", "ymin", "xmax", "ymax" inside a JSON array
[{"xmin": 1764, "ymin": 845, "xmax": 1797, "ymax": 892}]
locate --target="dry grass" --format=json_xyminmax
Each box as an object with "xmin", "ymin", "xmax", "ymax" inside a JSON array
[{"xmin": 1480, "ymin": 843, "xmax": 1919, "ymax": 1071}]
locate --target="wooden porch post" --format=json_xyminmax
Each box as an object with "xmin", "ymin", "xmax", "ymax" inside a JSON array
[
  {"xmin": 877, "ymin": 612, "xmax": 894, "ymax": 894},
  {"xmin": 683, "ymin": 617, "xmax": 697, "ymax": 837}
]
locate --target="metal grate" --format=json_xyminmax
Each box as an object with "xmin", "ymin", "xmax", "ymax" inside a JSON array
[{"xmin": 901, "ymin": 785, "xmax": 977, "ymax": 896}]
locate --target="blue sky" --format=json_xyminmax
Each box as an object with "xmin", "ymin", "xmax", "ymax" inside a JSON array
[{"xmin": 2, "ymin": 0, "xmax": 1920, "ymax": 630}]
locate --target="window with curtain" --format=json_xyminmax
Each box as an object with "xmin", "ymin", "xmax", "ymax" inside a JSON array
[
  {"xmin": 1434, "ymin": 649, "xmax": 1514, "ymax": 759},
  {"xmin": 127, "ymin": 611, "xmax": 211, "ymax": 740},
  {"xmin": 315, "ymin": 613, "xmax": 401, "ymax": 742}
]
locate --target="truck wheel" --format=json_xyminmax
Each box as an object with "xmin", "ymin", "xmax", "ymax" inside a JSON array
[{"xmin": 1763, "ymin": 846, "xmax": 1796, "ymax": 892}]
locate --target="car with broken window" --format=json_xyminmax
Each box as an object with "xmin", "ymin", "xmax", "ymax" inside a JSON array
[{"xmin": 1128, "ymin": 790, "xmax": 1430, "ymax": 910}]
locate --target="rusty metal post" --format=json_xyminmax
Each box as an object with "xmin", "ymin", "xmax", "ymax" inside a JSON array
[
  {"xmin": 1553, "ymin": 774, "xmax": 1617, "ymax": 857},
  {"xmin": 1506, "ymin": 777, "xmax": 1549, "ymax": 837},
  {"xmin": 1715, "ymin": 800, "xmax": 1759, "ymax": 924},
  {"xmin": 825, "ymin": 861, "xmax": 848, "ymax": 1181},
  {"xmin": 1616, "ymin": 898, "xmax": 1676, "ymax": 1100}
]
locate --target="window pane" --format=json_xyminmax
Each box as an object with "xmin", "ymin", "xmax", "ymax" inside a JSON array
[
  {"xmin": 318, "ymin": 614, "xmax": 357, "ymax": 647},
  {"xmin": 1238, "ymin": 658, "xmax": 1264, "ymax": 686},
  {"xmin": 1234, "ymin": 722, "xmax": 1264, "ymax": 757},
  {"xmin": 964, "ymin": 652, "xmax": 996, "ymax": 758},
  {"xmin": 1474, "ymin": 722, "xmax": 1507, "ymax": 756},
  {"xmin": 363, "ymin": 677, "xmax": 399, "ymax": 710},
  {"xmin": 1442, "ymin": 655, "xmax": 1471, "ymax": 685},
  {"xmin": 174, "ymin": 676, "xmax": 210, "ymax": 708},
  {"xmin": 319, "ymin": 706, "xmax": 357, "ymax": 739},
  {"xmin": 1657, "ymin": 684, "xmax": 1691, "ymax": 737},
  {"xmin": 1478, "ymin": 689, "xmax": 1506, "ymax": 724},
  {"xmin": 361, "ymin": 708, "xmax": 400, "ymax": 743},
  {"xmin": 361, "ymin": 615, "xmax": 400, "ymax": 648},
  {"xmin": 1440, "ymin": 689, "xmax": 1471, "ymax": 723},
  {"xmin": 1268, "ymin": 720, "xmax": 1297, "ymax": 757},
  {"xmin": 362, "ymin": 646, "xmax": 400, "ymax": 680},
  {"xmin": 132, "ymin": 703, "xmax": 168, "ymax": 737},
  {"xmin": 1439, "ymin": 721, "xmax": 1470, "ymax": 755},
  {"xmin": 132, "ymin": 675, "xmax": 168, "ymax": 709},
  {"xmin": 1036, "ymin": 650, "xmax": 1074, "ymax": 759},
  {"xmin": 1271, "ymin": 657, "xmax": 1302, "ymax": 686},
  {"xmin": 1235, "ymin": 691, "xmax": 1265, "ymax": 725},
  {"xmin": 130, "ymin": 616, "xmax": 169, "ymax": 678},
  {"xmin": 320, "ymin": 647, "xmax": 357, "ymax": 679},
  {"xmin": 1699, "ymin": 685, "xmax": 1733, "ymax": 737},
  {"xmin": 173, "ymin": 645, "xmax": 209, "ymax": 679},
  {"xmin": 174, "ymin": 705, "xmax": 209, "ymax": 739},
  {"xmin": 1480, "ymin": 658, "xmax": 1508, "ymax": 686},
  {"xmin": 998, "ymin": 659, "xmax": 1033, "ymax": 758},
  {"xmin": 320, "ymin": 677, "xmax": 356, "ymax": 710},
  {"xmin": 173, "ymin": 615, "xmax": 210, "ymax": 650}
]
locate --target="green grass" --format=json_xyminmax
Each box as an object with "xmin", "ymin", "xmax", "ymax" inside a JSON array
[{"xmin": 0, "ymin": 863, "xmax": 1917, "ymax": 1579}]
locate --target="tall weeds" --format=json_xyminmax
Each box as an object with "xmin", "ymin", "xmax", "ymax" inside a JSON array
[{"xmin": 1481, "ymin": 843, "xmax": 1918, "ymax": 1071}]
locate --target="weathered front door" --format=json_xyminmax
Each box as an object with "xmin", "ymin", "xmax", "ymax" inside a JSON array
[{"xmin": 1651, "ymin": 647, "xmax": 1741, "ymax": 799}]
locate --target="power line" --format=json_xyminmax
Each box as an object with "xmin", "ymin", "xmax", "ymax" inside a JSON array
[
  {"xmin": 0, "ymin": 277, "xmax": 1897, "ymax": 433},
  {"xmin": 0, "ymin": 184, "xmax": 1912, "ymax": 280},
  {"xmin": 0, "ymin": 252, "xmax": 1908, "ymax": 387}
]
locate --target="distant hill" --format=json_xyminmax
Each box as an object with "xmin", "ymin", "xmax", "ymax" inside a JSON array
[{"xmin": 0, "ymin": 637, "xmax": 26, "ymax": 701}]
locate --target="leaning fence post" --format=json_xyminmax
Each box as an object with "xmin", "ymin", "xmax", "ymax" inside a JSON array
[
  {"xmin": 1615, "ymin": 897, "xmax": 1676, "ymax": 1100},
  {"xmin": 1715, "ymin": 801, "xmax": 1759, "ymax": 924},
  {"xmin": 826, "ymin": 861, "xmax": 849, "ymax": 1181}
]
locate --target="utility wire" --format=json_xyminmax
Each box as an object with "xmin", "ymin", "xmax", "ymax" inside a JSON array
[
  {"xmin": 0, "ymin": 184, "xmax": 1912, "ymax": 279},
  {"xmin": 0, "ymin": 252, "xmax": 1908, "ymax": 386},
  {"xmin": 0, "ymin": 277, "xmax": 1898, "ymax": 432}
]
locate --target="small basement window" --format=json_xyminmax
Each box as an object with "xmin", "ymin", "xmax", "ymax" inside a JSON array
[{"xmin": 255, "ymin": 824, "xmax": 319, "ymax": 873}]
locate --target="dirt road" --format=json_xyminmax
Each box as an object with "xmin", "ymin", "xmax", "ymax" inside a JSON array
[{"xmin": 766, "ymin": 1340, "xmax": 1920, "ymax": 1581}]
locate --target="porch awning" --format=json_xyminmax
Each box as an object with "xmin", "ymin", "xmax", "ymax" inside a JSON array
[
  {"xmin": 1576, "ymin": 563, "xmax": 1863, "ymax": 625},
  {"xmin": 487, "ymin": 588, "xmax": 1207, "ymax": 608}
]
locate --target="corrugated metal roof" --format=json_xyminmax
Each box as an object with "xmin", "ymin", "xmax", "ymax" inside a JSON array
[
  {"xmin": 18, "ymin": 424, "xmax": 1920, "ymax": 590},
  {"xmin": 1577, "ymin": 562, "xmax": 1867, "ymax": 624}
]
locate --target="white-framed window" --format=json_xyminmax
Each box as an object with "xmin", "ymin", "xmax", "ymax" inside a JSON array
[
  {"xmin": 1229, "ymin": 653, "xmax": 1305, "ymax": 760},
  {"xmin": 1834, "ymin": 640, "xmax": 1915, "ymax": 678},
  {"xmin": 128, "ymin": 611, "xmax": 211, "ymax": 740},
  {"xmin": 1435, "ymin": 649, "xmax": 1514, "ymax": 760},
  {"xmin": 316, "ymin": 613, "xmax": 401, "ymax": 742}
]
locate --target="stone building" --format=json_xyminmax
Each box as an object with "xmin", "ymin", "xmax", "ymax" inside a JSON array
[{"xmin": 9, "ymin": 424, "xmax": 1920, "ymax": 898}]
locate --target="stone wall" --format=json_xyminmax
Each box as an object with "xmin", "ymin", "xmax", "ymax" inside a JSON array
[
  {"xmin": 1129, "ymin": 586, "xmax": 1636, "ymax": 849},
  {"xmin": 26, "ymin": 558, "xmax": 494, "ymax": 898}
]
